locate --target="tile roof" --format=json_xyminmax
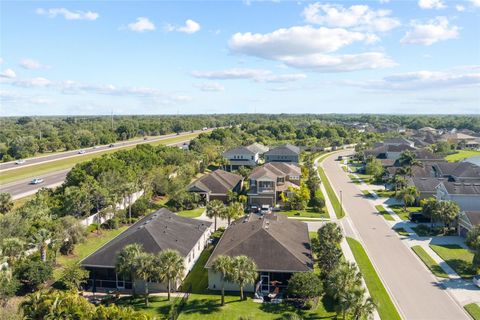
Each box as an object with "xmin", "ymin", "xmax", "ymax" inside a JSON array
[
  {"xmin": 187, "ymin": 169, "xmax": 242, "ymax": 194},
  {"xmin": 81, "ymin": 209, "xmax": 211, "ymax": 268},
  {"xmin": 205, "ymin": 213, "xmax": 313, "ymax": 272}
]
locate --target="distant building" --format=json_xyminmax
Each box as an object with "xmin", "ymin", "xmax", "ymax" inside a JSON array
[
  {"xmin": 81, "ymin": 209, "xmax": 212, "ymax": 292},
  {"xmin": 187, "ymin": 169, "xmax": 243, "ymax": 203},
  {"xmin": 223, "ymin": 143, "xmax": 269, "ymax": 170},
  {"xmin": 205, "ymin": 213, "xmax": 313, "ymax": 295},
  {"xmin": 383, "ymin": 138, "xmax": 415, "ymax": 148},
  {"xmin": 265, "ymin": 144, "xmax": 300, "ymax": 164}
]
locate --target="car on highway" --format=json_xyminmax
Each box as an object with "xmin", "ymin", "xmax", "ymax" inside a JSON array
[
  {"xmin": 143, "ymin": 137, "xmax": 148, "ymax": 140},
  {"xmin": 78, "ymin": 150, "xmax": 86, "ymax": 154},
  {"xmin": 30, "ymin": 178, "xmax": 44, "ymax": 185},
  {"xmin": 109, "ymin": 144, "xmax": 115, "ymax": 148},
  {"xmin": 15, "ymin": 159, "xmax": 26, "ymax": 165}
]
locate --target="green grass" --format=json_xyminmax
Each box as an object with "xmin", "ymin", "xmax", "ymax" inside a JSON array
[
  {"xmin": 393, "ymin": 228, "xmax": 410, "ymax": 236},
  {"xmin": 375, "ymin": 205, "xmax": 394, "ymax": 221},
  {"xmin": 390, "ymin": 206, "xmax": 422, "ymax": 221},
  {"xmin": 181, "ymin": 247, "xmax": 213, "ymax": 293},
  {"xmin": 430, "ymin": 244, "xmax": 476, "ymax": 279},
  {"xmin": 54, "ymin": 226, "xmax": 128, "ymax": 280},
  {"xmin": 316, "ymin": 153, "xmax": 344, "ymax": 219},
  {"xmin": 411, "ymin": 245, "xmax": 450, "ymax": 278},
  {"xmin": 278, "ymin": 209, "xmax": 328, "ymax": 219},
  {"xmin": 464, "ymin": 303, "xmax": 480, "ymax": 320},
  {"xmin": 355, "ymin": 173, "xmax": 374, "ymax": 184},
  {"xmin": 346, "ymin": 237, "xmax": 401, "ymax": 320},
  {"xmin": 341, "ymin": 166, "xmax": 348, "ymax": 172},
  {"xmin": 375, "ymin": 190, "xmax": 395, "ymax": 198},
  {"xmin": 177, "ymin": 208, "xmax": 205, "ymax": 218},
  {"xmin": 445, "ymin": 150, "xmax": 480, "ymax": 162},
  {"xmin": 0, "ymin": 133, "xmax": 202, "ymax": 184},
  {"xmin": 361, "ymin": 190, "xmax": 373, "ymax": 198}
]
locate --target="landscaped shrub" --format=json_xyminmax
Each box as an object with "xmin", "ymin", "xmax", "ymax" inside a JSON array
[
  {"xmin": 102, "ymin": 218, "xmax": 119, "ymax": 230},
  {"xmin": 130, "ymin": 197, "xmax": 151, "ymax": 218},
  {"xmin": 60, "ymin": 240, "xmax": 75, "ymax": 255}
]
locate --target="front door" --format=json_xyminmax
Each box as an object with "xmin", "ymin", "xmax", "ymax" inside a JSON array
[{"xmin": 261, "ymin": 274, "xmax": 269, "ymax": 293}]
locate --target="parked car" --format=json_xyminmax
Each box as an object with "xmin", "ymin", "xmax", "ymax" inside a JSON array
[
  {"xmin": 143, "ymin": 137, "xmax": 148, "ymax": 140},
  {"xmin": 250, "ymin": 205, "xmax": 259, "ymax": 214},
  {"xmin": 30, "ymin": 178, "xmax": 44, "ymax": 185},
  {"xmin": 15, "ymin": 159, "xmax": 26, "ymax": 165},
  {"xmin": 260, "ymin": 205, "xmax": 271, "ymax": 215},
  {"xmin": 109, "ymin": 144, "xmax": 115, "ymax": 148},
  {"xmin": 409, "ymin": 212, "xmax": 431, "ymax": 223},
  {"xmin": 473, "ymin": 275, "xmax": 480, "ymax": 288},
  {"xmin": 78, "ymin": 150, "xmax": 86, "ymax": 154}
]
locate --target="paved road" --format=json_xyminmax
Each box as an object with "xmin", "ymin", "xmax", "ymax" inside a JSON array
[
  {"xmin": 0, "ymin": 129, "xmax": 210, "ymax": 172},
  {"xmin": 322, "ymin": 150, "xmax": 468, "ymax": 320},
  {"xmin": 0, "ymin": 140, "xmax": 191, "ymax": 200}
]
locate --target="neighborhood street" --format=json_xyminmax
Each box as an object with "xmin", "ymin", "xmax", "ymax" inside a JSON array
[{"xmin": 322, "ymin": 150, "xmax": 469, "ymax": 320}]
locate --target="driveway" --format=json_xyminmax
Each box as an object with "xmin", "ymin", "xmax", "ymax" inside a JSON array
[{"xmin": 322, "ymin": 150, "xmax": 469, "ymax": 320}]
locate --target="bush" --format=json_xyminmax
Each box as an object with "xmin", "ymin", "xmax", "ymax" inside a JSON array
[
  {"xmin": 286, "ymin": 272, "xmax": 323, "ymax": 307},
  {"xmin": 130, "ymin": 197, "xmax": 151, "ymax": 218},
  {"xmin": 86, "ymin": 224, "xmax": 98, "ymax": 233},
  {"xmin": 60, "ymin": 240, "xmax": 75, "ymax": 256},
  {"xmin": 466, "ymin": 226, "xmax": 480, "ymax": 249},
  {"xmin": 14, "ymin": 258, "xmax": 53, "ymax": 290},
  {"xmin": 102, "ymin": 218, "xmax": 119, "ymax": 230}
]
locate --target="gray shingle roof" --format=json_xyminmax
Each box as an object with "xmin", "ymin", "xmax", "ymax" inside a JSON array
[
  {"xmin": 386, "ymin": 144, "xmax": 416, "ymax": 152},
  {"xmin": 265, "ymin": 144, "xmax": 300, "ymax": 156},
  {"xmin": 465, "ymin": 211, "xmax": 480, "ymax": 226},
  {"xmin": 433, "ymin": 162, "xmax": 480, "ymax": 179},
  {"xmin": 408, "ymin": 177, "xmax": 445, "ymax": 193},
  {"xmin": 205, "ymin": 213, "xmax": 313, "ymax": 272},
  {"xmin": 440, "ymin": 182, "xmax": 480, "ymax": 195},
  {"xmin": 248, "ymin": 162, "xmax": 300, "ymax": 180},
  {"xmin": 223, "ymin": 143, "xmax": 269, "ymax": 157},
  {"xmin": 81, "ymin": 209, "xmax": 211, "ymax": 268},
  {"xmin": 384, "ymin": 137, "xmax": 414, "ymax": 145},
  {"xmin": 187, "ymin": 169, "xmax": 242, "ymax": 194}
]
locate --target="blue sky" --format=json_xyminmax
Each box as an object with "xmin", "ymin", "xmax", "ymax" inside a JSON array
[{"xmin": 1, "ymin": 0, "xmax": 479, "ymax": 115}]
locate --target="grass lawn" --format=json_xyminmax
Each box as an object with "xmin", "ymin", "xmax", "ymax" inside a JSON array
[
  {"xmin": 316, "ymin": 154, "xmax": 344, "ymax": 219},
  {"xmin": 355, "ymin": 173, "xmax": 374, "ymax": 184},
  {"xmin": 177, "ymin": 208, "xmax": 205, "ymax": 218},
  {"xmin": 181, "ymin": 247, "xmax": 213, "ymax": 293},
  {"xmin": 445, "ymin": 150, "xmax": 480, "ymax": 162},
  {"xmin": 393, "ymin": 228, "xmax": 410, "ymax": 236},
  {"xmin": 346, "ymin": 237, "xmax": 401, "ymax": 320},
  {"xmin": 278, "ymin": 209, "xmax": 328, "ymax": 219},
  {"xmin": 411, "ymin": 246, "xmax": 449, "ymax": 278},
  {"xmin": 0, "ymin": 133, "xmax": 202, "ymax": 185},
  {"xmin": 348, "ymin": 174, "xmax": 362, "ymax": 184},
  {"xmin": 374, "ymin": 205, "xmax": 394, "ymax": 221},
  {"xmin": 430, "ymin": 244, "xmax": 476, "ymax": 279},
  {"xmin": 465, "ymin": 303, "xmax": 480, "ymax": 320},
  {"xmin": 390, "ymin": 206, "xmax": 422, "ymax": 221},
  {"xmin": 54, "ymin": 226, "xmax": 128, "ymax": 280},
  {"xmin": 375, "ymin": 190, "xmax": 395, "ymax": 198},
  {"xmin": 361, "ymin": 190, "xmax": 373, "ymax": 198}
]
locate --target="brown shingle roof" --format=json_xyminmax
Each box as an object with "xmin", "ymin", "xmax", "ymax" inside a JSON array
[
  {"xmin": 248, "ymin": 162, "xmax": 300, "ymax": 180},
  {"xmin": 205, "ymin": 213, "xmax": 313, "ymax": 272},
  {"xmin": 187, "ymin": 169, "xmax": 242, "ymax": 194}
]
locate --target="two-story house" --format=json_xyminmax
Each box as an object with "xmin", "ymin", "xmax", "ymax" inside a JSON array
[
  {"xmin": 264, "ymin": 144, "xmax": 300, "ymax": 163},
  {"xmin": 436, "ymin": 181, "xmax": 480, "ymax": 212},
  {"xmin": 247, "ymin": 162, "xmax": 301, "ymax": 207},
  {"xmin": 223, "ymin": 143, "xmax": 269, "ymax": 171}
]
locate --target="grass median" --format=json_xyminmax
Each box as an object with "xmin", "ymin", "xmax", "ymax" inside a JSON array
[
  {"xmin": 346, "ymin": 237, "xmax": 401, "ymax": 320},
  {"xmin": 411, "ymin": 245, "xmax": 449, "ymax": 278},
  {"xmin": 0, "ymin": 133, "xmax": 201, "ymax": 185},
  {"xmin": 316, "ymin": 153, "xmax": 344, "ymax": 219},
  {"xmin": 465, "ymin": 303, "xmax": 480, "ymax": 320},
  {"xmin": 374, "ymin": 205, "xmax": 394, "ymax": 221}
]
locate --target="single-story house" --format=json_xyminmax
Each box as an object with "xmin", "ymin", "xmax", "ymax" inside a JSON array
[
  {"xmin": 457, "ymin": 211, "xmax": 480, "ymax": 237},
  {"xmin": 407, "ymin": 177, "xmax": 445, "ymax": 201},
  {"xmin": 431, "ymin": 162, "xmax": 480, "ymax": 182},
  {"xmin": 205, "ymin": 213, "xmax": 313, "ymax": 295},
  {"xmin": 223, "ymin": 143, "xmax": 269, "ymax": 170},
  {"xmin": 187, "ymin": 169, "xmax": 243, "ymax": 203},
  {"xmin": 247, "ymin": 162, "xmax": 301, "ymax": 207},
  {"xmin": 265, "ymin": 144, "xmax": 300, "ymax": 164},
  {"xmin": 81, "ymin": 208, "xmax": 212, "ymax": 292},
  {"xmin": 383, "ymin": 137, "xmax": 415, "ymax": 148},
  {"xmin": 436, "ymin": 182, "xmax": 480, "ymax": 212}
]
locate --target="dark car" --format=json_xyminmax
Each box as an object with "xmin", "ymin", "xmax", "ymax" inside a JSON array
[
  {"xmin": 109, "ymin": 144, "xmax": 115, "ymax": 148},
  {"xmin": 409, "ymin": 212, "xmax": 431, "ymax": 223}
]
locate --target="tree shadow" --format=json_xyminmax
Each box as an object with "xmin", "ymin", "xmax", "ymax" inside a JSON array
[{"xmin": 180, "ymin": 298, "xmax": 220, "ymax": 315}]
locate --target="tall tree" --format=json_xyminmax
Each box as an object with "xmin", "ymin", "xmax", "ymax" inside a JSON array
[
  {"xmin": 156, "ymin": 249, "xmax": 185, "ymax": 301},
  {"xmin": 433, "ymin": 201, "xmax": 460, "ymax": 233},
  {"xmin": 212, "ymin": 255, "xmax": 233, "ymax": 306},
  {"xmin": 206, "ymin": 199, "xmax": 226, "ymax": 231},
  {"xmin": 0, "ymin": 192, "xmax": 13, "ymax": 214},
  {"xmin": 116, "ymin": 244, "xmax": 143, "ymax": 295},
  {"xmin": 230, "ymin": 255, "xmax": 257, "ymax": 301},
  {"xmin": 224, "ymin": 202, "xmax": 244, "ymax": 225},
  {"xmin": 395, "ymin": 186, "xmax": 419, "ymax": 212},
  {"xmin": 135, "ymin": 252, "xmax": 156, "ymax": 307},
  {"xmin": 31, "ymin": 228, "xmax": 51, "ymax": 262},
  {"xmin": 325, "ymin": 262, "xmax": 362, "ymax": 301}
]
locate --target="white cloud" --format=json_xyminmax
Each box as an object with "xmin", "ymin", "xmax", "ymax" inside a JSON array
[
  {"xmin": 379, "ymin": 0, "xmax": 390, "ymax": 3},
  {"xmin": 0, "ymin": 69, "xmax": 16, "ymax": 79},
  {"xmin": 165, "ymin": 19, "xmax": 201, "ymax": 34},
  {"xmin": 418, "ymin": 0, "xmax": 446, "ymax": 9},
  {"xmin": 302, "ymin": 3, "xmax": 400, "ymax": 32},
  {"xmin": 36, "ymin": 8, "xmax": 99, "ymax": 20},
  {"xmin": 194, "ymin": 82, "xmax": 225, "ymax": 92},
  {"xmin": 20, "ymin": 58, "xmax": 50, "ymax": 70},
  {"xmin": 455, "ymin": 5, "xmax": 465, "ymax": 12},
  {"xmin": 401, "ymin": 17, "xmax": 459, "ymax": 45},
  {"xmin": 191, "ymin": 68, "xmax": 307, "ymax": 82},
  {"xmin": 472, "ymin": 0, "xmax": 480, "ymax": 7},
  {"xmin": 346, "ymin": 66, "xmax": 480, "ymax": 90},
  {"xmin": 127, "ymin": 17, "xmax": 155, "ymax": 32},
  {"xmin": 13, "ymin": 77, "xmax": 52, "ymax": 88}
]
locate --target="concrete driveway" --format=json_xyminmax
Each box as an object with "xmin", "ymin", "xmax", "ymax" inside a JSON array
[{"xmin": 322, "ymin": 150, "xmax": 469, "ymax": 320}]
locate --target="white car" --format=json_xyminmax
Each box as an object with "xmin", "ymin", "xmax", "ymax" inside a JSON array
[
  {"xmin": 473, "ymin": 275, "xmax": 480, "ymax": 288},
  {"xmin": 31, "ymin": 178, "xmax": 44, "ymax": 185},
  {"xmin": 78, "ymin": 150, "xmax": 86, "ymax": 154},
  {"xmin": 15, "ymin": 159, "xmax": 26, "ymax": 165},
  {"xmin": 260, "ymin": 205, "xmax": 271, "ymax": 215}
]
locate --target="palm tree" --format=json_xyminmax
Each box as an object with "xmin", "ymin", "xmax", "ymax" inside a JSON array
[
  {"xmin": 135, "ymin": 252, "xmax": 156, "ymax": 307},
  {"xmin": 212, "ymin": 255, "xmax": 233, "ymax": 306},
  {"xmin": 325, "ymin": 262, "xmax": 362, "ymax": 300},
  {"xmin": 399, "ymin": 151, "xmax": 420, "ymax": 168},
  {"xmin": 433, "ymin": 200, "xmax": 460, "ymax": 234},
  {"xmin": 225, "ymin": 202, "xmax": 244, "ymax": 225},
  {"xmin": 391, "ymin": 175, "xmax": 407, "ymax": 193},
  {"xmin": 231, "ymin": 255, "xmax": 257, "ymax": 301},
  {"xmin": 157, "ymin": 249, "xmax": 185, "ymax": 301},
  {"xmin": 1, "ymin": 237, "xmax": 24, "ymax": 266},
  {"xmin": 206, "ymin": 199, "xmax": 226, "ymax": 231},
  {"xmin": 352, "ymin": 296, "xmax": 376, "ymax": 320},
  {"xmin": 395, "ymin": 186, "xmax": 419, "ymax": 212},
  {"xmin": 31, "ymin": 228, "xmax": 51, "ymax": 262},
  {"xmin": 116, "ymin": 243, "xmax": 143, "ymax": 295}
]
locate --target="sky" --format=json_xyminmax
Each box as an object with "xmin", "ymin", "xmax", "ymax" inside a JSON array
[{"xmin": 0, "ymin": 0, "xmax": 479, "ymax": 116}]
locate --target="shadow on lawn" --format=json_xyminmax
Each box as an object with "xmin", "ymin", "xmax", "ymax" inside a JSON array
[
  {"xmin": 259, "ymin": 295, "xmax": 336, "ymax": 320},
  {"xmin": 180, "ymin": 297, "xmax": 220, "ymax": 315}
]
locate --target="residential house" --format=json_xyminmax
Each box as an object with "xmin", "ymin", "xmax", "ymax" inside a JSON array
[
  {"xmin": 407, "ymin": 177, "xmax": 445, "ymax": 201},
  {"xmin": 247, "ymin": 162, "xmax": 301, "ymax": 207},
  {"xmin": 441, "ymin": 132, "xmax": 480, "ymax": 149},
  {"xmin": 383, "ymin": 137, "xmax": 415, "ymax": 148},
  {"xmin": 431, "ymin": 162, "xmax": 480, "ymax": 182},
  {"xmin": 205, "ymin": 213, "xmax": 313, "ymax": 295},
  {"xmin": 436, "ymin": 182, "xmax": 480, "ymax": 212},
  {"xmin": 81, "ymin": 208, "xmax": 212, "ymax": 292},
  {"xmin": 457, "ymin": 211, "xmax": 480, "ymax": 237},
  {"xmin": 265, "ymin": 144, "xmax": 300, "ymax": 163},
  {"xmin": 223, "ymin": 143, "xmax": 269, "ymax": 170},
  {"xmin": 187, "ymin": 169, "xmax": 243, "ymax": 203}
]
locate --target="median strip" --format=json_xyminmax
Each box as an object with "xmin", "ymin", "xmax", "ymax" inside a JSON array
[{"xmin": 316, "ymin": 153, "xmax": 344, "ymax": 219}]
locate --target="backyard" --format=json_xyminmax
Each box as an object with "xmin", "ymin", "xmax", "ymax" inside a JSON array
[
  {"xmin": 429, "ymin": 244, "xmax": 476, "ymax": 279},
  {"xmin": 177, "ymin": 208, "xmax": 205, "ymax": 218}
]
